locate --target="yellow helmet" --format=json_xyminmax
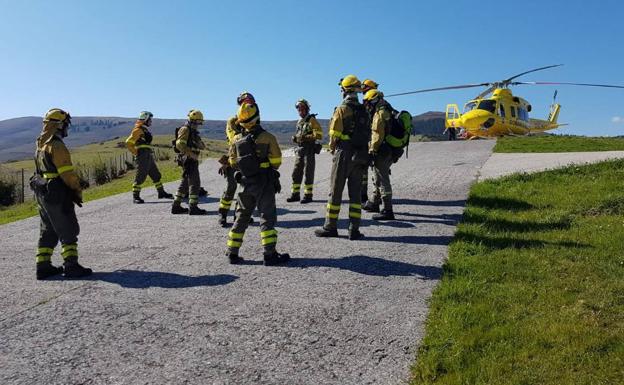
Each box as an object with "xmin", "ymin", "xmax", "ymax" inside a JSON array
[
  {"xmin": 339, "ymin": 74, "xmax": 361, "ymax": 91},
  {"xmin": 363, "ymin": 89, "xmax": 383, "ymax": 102},
  {"xmin": 362, "ymin": 79, "xmax": 379, "ymax": 91},
  {"xmin": 44, "ymin": 108, "xmax": 71, "ymax": 123},
  {"xmin": 187, "ymin": 109, "xmax": 204, "ymax": 122},
  {"xmin": 236, "ymin": 103, "xmax": 260, "ymax": 128}
]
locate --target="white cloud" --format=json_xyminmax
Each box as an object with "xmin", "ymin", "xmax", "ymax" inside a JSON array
[{"xmin": 612, "ymin": 116, "xmax": 624, "ymax": 124}]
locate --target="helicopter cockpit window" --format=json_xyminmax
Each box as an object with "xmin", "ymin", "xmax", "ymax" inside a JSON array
[
  {"xmin": 499, "ymin": 103, "xmax": 506, "ymax": 118},
  {"xmin": 518, "ymin": 108, "xmax": 528, "ymax": 121},
  {"xmin": 510, "ymin": 106, "xmax": 517, "ymax": 118},
  {"xmin": 477, "ymin": 100, "xmax": 496, "ymax": 113},
  {"xmin": 464, "ymin": 102, "xmax": 477, "ymax": 112}
]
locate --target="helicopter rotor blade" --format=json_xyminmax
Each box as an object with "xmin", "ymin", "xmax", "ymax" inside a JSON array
[
  {"xmin": 384, "ymin": 83, "xmax": 491, "ymax": 98},
  {"xmin": 512, "ymin": 81, "xmax": 624, "ymax": 89},
  {"xmin": 475, "ymin": 84, "xmax": 497, "ymax": 100},
  {"xmin": 503, "ymin": 64, "xmax": 563, "ymax": 83}
]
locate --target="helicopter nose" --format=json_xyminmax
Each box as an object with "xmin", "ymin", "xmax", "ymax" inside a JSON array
[{"xmin": 461, "ymin": 110, "xmax": 492, "ymax": 128}]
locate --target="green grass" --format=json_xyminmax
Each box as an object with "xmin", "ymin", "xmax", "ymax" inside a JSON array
[
  {"xmin": 494, "ymin": 135, "xmax": 624, "ymax": 153},
  {"xmin": 412, "ymin": 160, "xmax": 624, "ymax": 385},
  {"xmin": 0, "ymin": 136, "xmax": 229, "ymax": 225}
]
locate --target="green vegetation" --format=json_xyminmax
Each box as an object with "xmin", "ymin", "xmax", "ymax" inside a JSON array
[
  {"xmin": 0, "ymin": 136, "xmax": 228, "ymax": 225},
  {"xmin": 412, "ymin": 159, "xmax": 624, "ymax": 385},
  {"xmin": 494, "ymin": 135, "xmax": 624, "ymax": 153}
]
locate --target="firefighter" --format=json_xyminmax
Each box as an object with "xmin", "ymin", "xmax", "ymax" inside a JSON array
[
  {"xmin": 360, "ymin": 78, "xmax": 379, "ymax": 204},
  {"xmin": 171, "ymin": 109, "xmax": 207, "ymax": 215},
  {"xmin": 362, "ymin": 89, "xmax": 396, "ymax": 220},
  {"xmin": 314, "ymin": 75, "xmax": 370, "ymax": 240},
  {"xmin": 218, "ymin": 91, "xmax": 256, "ymax": 227},
  {"xmin": 225, "ymin": 102, "xmax": 290, "ymax": 266},
  {"xmin": 125, "ymin": 111, "xmax": 173, "ymax": 204},
  {"xmin": 32, "ymin": 108, "xmax": 92, "ymax": 279},
  {"xmin": 286, "ymin": 99, "xmax": 323, "ymax": 203}
]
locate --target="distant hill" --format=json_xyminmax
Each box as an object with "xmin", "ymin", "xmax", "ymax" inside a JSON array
[{"xmin": 0, "ymin": 112, "xmax": 445, "ymax": 162}]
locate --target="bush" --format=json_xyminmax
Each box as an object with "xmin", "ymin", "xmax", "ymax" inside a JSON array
[
  {"xmin": 156, "ymin": 149, "xmax": 171, "ymax": 161},
  {"xmin": 93, "ymin": 162, "xmax": 110, "ymax": 185},
  {"xmin": 0, "ymin": 175, "xmax": 18, "ymax": 206},
  {"xmin": 125, "ymin": 160, "xmax": 135, "ymax": 170},
  {"xmin": 75, "ymin": 165, "xmax": 90, "ymax": 189}
]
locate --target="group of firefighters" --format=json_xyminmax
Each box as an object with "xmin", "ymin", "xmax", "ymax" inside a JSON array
[{"xmin": 31, "ymin": 74, "xmax": 403, "ymax": 279}]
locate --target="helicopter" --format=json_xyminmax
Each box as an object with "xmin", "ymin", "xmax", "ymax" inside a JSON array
[{"xmin": 385, "ymin": 64, "xmax": 624, "ymax": 139}]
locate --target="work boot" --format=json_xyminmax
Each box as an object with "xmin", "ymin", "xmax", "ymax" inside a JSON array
[
  {"xmin": 361, "ymin": 192, "xmax": 368, "ymax": 204},
  {"xmin": 188, "ymin": 205, "xmax": 208, "ymax": 216},
  {"xmin": 218, "ymin": 212, "xmax": 230, "ymax": 227},
  {"xmin": 372, "ymin": 209, "xmax": 395, "ymax": 221},
  {"xmin": 362, "ymin": 200, "xmax": 380, "ymax": 213},
  {"xmin": 171, "ymin": 204, "xmax": 189, "ymax": 214},
  {"xmin": 157, "ymin": 188, "xmax": 173, "ymax": 199},
  {"xmin": 263, "ymin": 251, "xmax": 291, "ymax": 266},
  {"xmin": 63, "ymin": 258, "xmax": 92, "ymax": 278},
  {"xmin": 227, "ymin": 252, "xmax": 244, "ymax": 265},
  {"xmin": 300, "ymin": 194, "xmax": 313, "ymax": 204},
  {"xmin": 348, "ymin": 229, "xmax": 364, "ymax": 241},
  {"xmin": 133, "ymin": 192, "xmax": 144, "ymax": 204},
  {"xmin": 314, "ymin": 227, "xmax": 338, "ymax": 238},
  {"xmin": 286, "ymin": 193, "xmax": 300, "ymax": 203},
  {"xmin": 36, "ymin": 261, "xmax": 63, "ymax": 280},
  {"xmin": 199, "ymin": 187, "xmax": 208, "ymax": 197}
]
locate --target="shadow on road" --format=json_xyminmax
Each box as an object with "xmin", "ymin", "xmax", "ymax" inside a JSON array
[
  {"xmin": 85, "ymin": 270, "xmax": 238, "ymax": 288},
  {"xmin": 285, "ymin": 255, "xmax": 442, "ymax": 279},
  {"xmin": 393, "ymin": 199, "xmax": 467, "ymax": 207},
  {"xmin": 276, "ymin": 208, "xmax": 317, "ymax": 216},
  {"xmin": 364, "ymin": 235, "xmax": 454, "ymax": 245}
]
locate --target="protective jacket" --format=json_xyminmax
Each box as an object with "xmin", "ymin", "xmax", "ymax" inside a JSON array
[
  {"xmin": 369, "ymin": 102, "xmax": 393, "ymax": 153},
  {"xmin": 328, "ymin": 94, "xmax": 370, "ymax": 151},
  {"xmin": 226, "ymin": 116, "xmax": 243, "ymax": 145},
  {"xmin": 125, "ymin": 121, "xmax": 153, "ymax": 156},
  {"xmin": 229, "ymin": 125, "xmax": 282, "ymax": 170},
  {"xmin": 176, "ymin": 124, "xmax": 205, "ymax": 158},
  {"xmin": 294, "ymin": 114, "xmax": 323, "ymax": 144}
]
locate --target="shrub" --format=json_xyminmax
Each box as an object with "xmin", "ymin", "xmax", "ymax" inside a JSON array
[
  {"xmin": 93, "ymin": 162, "xmax": 110, "ymax": 185},
  {"xmin": 0, "ymin": 175, "xmax": 18, "ymax": 206},
  {"xmin": 125, "ymin": 160, "xmax": 135, "ymax": 170}
]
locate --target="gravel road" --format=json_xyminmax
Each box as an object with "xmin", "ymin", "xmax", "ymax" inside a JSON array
[{"xmin": 0, "ymin": 140, "xmax": 494, "ymax": 385}]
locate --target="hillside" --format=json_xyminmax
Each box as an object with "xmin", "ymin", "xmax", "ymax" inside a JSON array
[{"xmin": 0, "ymin": 112, "xmax": 445, "ymax": 162}]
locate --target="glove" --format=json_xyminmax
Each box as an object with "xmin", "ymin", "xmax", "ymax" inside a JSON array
[
  {"xmin": 218, "ymin": 164, "xmax": 229, "ymax": 176},
  {"xmin": 218, "ymin": 154, "xmax": 229, "ymax": 166}
]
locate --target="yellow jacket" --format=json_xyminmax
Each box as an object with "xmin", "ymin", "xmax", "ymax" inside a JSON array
[
  {"xmin": 125, "ymin": 121, "xmax": 152, "ymax": 156},
  {"xmin": 226, "ymin": 115, "xmax": 243, "ymax": 144},
  {"xmin": 295, "ymin": 114, "xmax": 323, "ymax": 144},
  {"xmin": 36, "ymin": 121, "xmax": 82, "ymax": 198},
  {"xmin": 176, "ymin": 125, "xmax": 205, "ymax": 158},
  {"xmin": 328, "ymin": 95, "xmax": 360, "ymax": 151},
  {"xmin": 229, "ymin": 126, "xmax": 282, "ymax": 170},
  {"xmin": 370, "ymin": 106, "xmax": 392, "ymax": 153}
]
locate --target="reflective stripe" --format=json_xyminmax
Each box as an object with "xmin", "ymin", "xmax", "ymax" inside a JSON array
[
  {"xmin": 36, "ymin": 254, "xmax": 51, "ymax": 263},
  {"xmin": 329, "ymin": 130, "xmax": 350, "ymax": 140},
  {"xmin": 304, "ymin": 184, "xmax": 313, "ymax": 193},
  {"xmin": 177, "ymin": 139, "xmax": 188, "ymax": 145},
  {"xmin": 57, "ymin": 165, "xmax": 74, "ymax": 174},
  {"xmin": 126, "ymin": 138, "xmax": 136, "ymax": 144},
  {"xmin": 326, "ymin": 213, "xmax": 339, "ymax": 219},
  {"xmin": 291, "ymin": 184, "xmax": 301, "ymax": 192},
  {"xmin": 260, "ymin": 162, "xmax": 271, "ymax": 168},
  {"xmin": 228, "ymin": 231, "xmax": 244, "ymax": 240},
  {"xmin": 326, "ymin": 203, "xmax": 340, "ymax": 211},
  {"xmin": 261, "ymin": 237, "xmax": 277, "ymax": 246},
  {"xmin": 269, "ymin": 157, "xmax": 282, "ymax": 166},
  {"xmin": 219, "ymin": 199, "xmax": 232, "ymax": 209},
  {"xmin": 37, "ymin": 247, "xmax": 54, "ymax": 254},
  {"xmin": 349, "ymin": 203, "xmax": 362, "ymax": 209},
  {"xmin": 136, "ymin": 145, "xmax": 152, "ymax": 149},
  {"xmin": 43, "ymin": 172, "xmax": 59, "ymax": 179},
  {"xmin": 348, "ymin": 212, "xmax": 362, "ymax": 219},
  {"xmin": 227, "ymin": 240, "xmax": 242, "ymax": 248},
  {"xmin": 189, "ymin": 195, "xmax": 198, "ymax": 199},
  {"xmin": 260, "ymin": 229, "xmax": 278, "ymax": 238}
]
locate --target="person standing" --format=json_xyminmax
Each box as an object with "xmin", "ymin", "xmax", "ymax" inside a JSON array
[
  {"xmin": 225, "ymin": 102, "xmax": 290, "ymax": 265},
  {"xmin": 286, "ymin": 99, "xmax": 323, "ymax": 203},
  {"xmin": 31, "ymin": 108, "xmax": 92, "ymax": 279},
  {"xmin": 125, "ymin": 111, "xmax": 173, "ymax": 204},
  {"xmin": 360, "ymin": 78, "xmax": 379, "ymax": 204},
  {"xmin": 171, "ymin": 109, "xmax": 207, "ymax": 215},
  {"xmin": 314, "ymin": 75, "xmax": 370, "ymax": 240},
  {"xmin": 218, "ymin": 92, "xmax": 256, "ymax": 227},
  {"xmin": 362, "ymin": 89, "xmax": 396, "ymax": 220}
]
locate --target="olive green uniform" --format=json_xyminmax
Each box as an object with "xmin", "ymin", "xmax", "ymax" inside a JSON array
[
  {"xmin": 219, "ymin": 116, "xmax": 242, "ymax": 216},
  {"xmin": 291, "ymin": 114, "xmax": 323, "ymax": 198},
  {"xmin": 173, "ymin": 124, "xmax": 205, "ymax": 207},
  {"xmin": 322, "ymin": 94, "xmax": 370, "ymax": 232},
  {"xmin": 33, "ymin": 123, "xmax": 83, "ymax": 269},
  {"xmin": 226, "ymin": 125, "xmax": 282, "ymax": 257},
  {"xmin": 369, "ymin": 103, "xmax": 394, "ymax": 212},
  {"xmin": 125, "ymin": 121, "xmax": 165, "ymax": 196}
]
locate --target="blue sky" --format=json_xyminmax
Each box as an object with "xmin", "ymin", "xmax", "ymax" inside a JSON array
[{"xmin": 1, "ymin": 0, "xmax": 623, "ymax": 135}]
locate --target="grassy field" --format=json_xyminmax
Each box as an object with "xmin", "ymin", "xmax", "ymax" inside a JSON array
[
  {"xmin": 412, "ymin": 159, "xmax": 624, "ymax": 385},
  {"xmin": 0, "ymin": 136, "xmax": 228, "ymax": 225},
  {"xmin": 494, "ymin": 135, "xmax": 624, "ymax": 153}
]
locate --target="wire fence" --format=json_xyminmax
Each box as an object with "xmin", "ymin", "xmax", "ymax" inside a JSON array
[{"xmin": 0, "ymin": 148, "xmax": 173, "ymax": 207}]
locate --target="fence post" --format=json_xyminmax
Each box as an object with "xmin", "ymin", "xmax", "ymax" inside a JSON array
[{"xmin": 21, "ymin": 168, "xmax": 25, "ymax": 203}]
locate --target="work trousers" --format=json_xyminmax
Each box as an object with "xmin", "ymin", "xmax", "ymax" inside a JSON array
[
  {"xmin": 35, "ymin": 192, "xmax": 80, "ymax": 264},
  {"xmin": 323, "ymin": 142, "xmax": 368, "ymax": 231},
  {"xmin": 219, "ymin": 166, "xmax": 238, "ymax": 215},
  {"xmin": 133, "ymin": 149, "xmax": 163, "ymax": 193},
  {"xmin": 174, "ymin": 157, "xmax": 200, "ymax": 206},
  {"xmin": 291, "ymin": 143, "xmax": 316, "ymax": 196},
  {"xmin": 227, "ymin": 173, "xmax": 278, "ymax": 257},
  {"xmin": 371, "ymin": 148, "xmax": 394, "ymax": 211}
]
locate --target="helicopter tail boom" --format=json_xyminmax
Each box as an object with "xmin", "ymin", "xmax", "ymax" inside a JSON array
[{"xmin": 548, "ymin": 103, "xmax": 561, "ymax": 124}]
